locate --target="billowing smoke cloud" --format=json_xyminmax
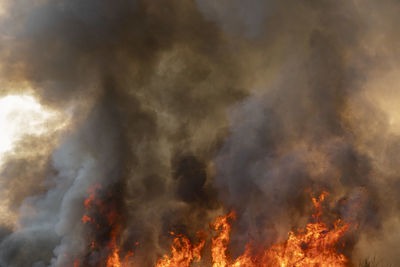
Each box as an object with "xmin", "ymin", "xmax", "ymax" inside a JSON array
[
  {"xmin": 0, "ymin": 0, "xmax": 246, "ymax": 266},
  {"xmin": 0, "ymin": 0, "xmax": 400, "ymax": 266},
  {"xmin": 209, "ymin": 0, "xmax": 400, "ymax": 265}
]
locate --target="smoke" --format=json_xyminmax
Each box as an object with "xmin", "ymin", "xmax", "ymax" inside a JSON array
[
  {"xmin": 0, "ymin": 0, "xmax": 399, "ymax": 266},
  {"xmin": 209, "ymin": 0, "xmax": 400, "ymax": 265},
  {"xmin": 0, "ymin": 0, "xmax": 246, "ymax": 266}
]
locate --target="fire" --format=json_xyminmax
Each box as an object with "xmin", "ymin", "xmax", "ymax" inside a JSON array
[
  {"xmin": 76, "ymin": 188, "xmax": 350, "ymax": 267},
  {"xmin": 78, "ymin": 185, "xmax": 135, "ymax": 267},
  {"xmin": 156, "ymin": 191, "xmax": 350, "ymax": 267},
  {"xmin": 258, "ymin": 219, "xmax": 349, "ymax": 266},
  {"xmin": 211, "ymin": 212, "xmax": 236, "ymax": 267},
  {"xmin": 84, "ymin": 184, "xmax": 102, "ymax": 209},
  {"xmin": 104, "ymin": 222, "xmax": 134, "ymax": 267},
  {"xmin": 258, "ymin": 192, "xmax": 349, "ymax": 267},
  {"xmin": 155, "ymin": 232, "xmax": 206, "ymax": 267},
  {"xmin": 106, "ymin": 225, "xmax": 122, "ymax": 267},
  {"xmin": 81, "ymin": 215, "xmax": 92, "ymax": 224}
]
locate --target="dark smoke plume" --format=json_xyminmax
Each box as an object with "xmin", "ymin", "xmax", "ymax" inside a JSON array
[{"xmin": 0, "ymin": 0, "xmax": 399, "ymax": 266}]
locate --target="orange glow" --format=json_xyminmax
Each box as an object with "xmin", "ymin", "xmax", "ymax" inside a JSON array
[
  {"xmin": 81, "ymin": 215, "xmax": 92, "ymax": 224},
  {"xmin": 256, "ymin": 193, "xmax": 349, "ymax": 266},
  {"xmin": 106, "ymin": 225, "xmax": 122, "ymax": 267},
  {"xmin": 84, "ymin": 184, "xmax": 102, "ymax": 209},
  {"xmin": 155, "ymin": 192, "xmax": 350, "ymax": 267},
  {"xmin": 76, "ymin": 189, "xmax": 350, "ymax": 267},
  {"xmin": 79, "ymin": 184, "xmax": 135, "ymax": 267},
  {"xmin": 105, "ymin": 224, "xmax": 135, "ymax": 267},
  {"xmin": 257, "ymin": 219, "xmax": 349, "ymax": 266},
  {"xmin": 155, "ymin": 232, "xmax": 206, "ymax": 267},
  {"xmin": 211, "ymin": 211, "xmax": 235, "ymax": 267}
]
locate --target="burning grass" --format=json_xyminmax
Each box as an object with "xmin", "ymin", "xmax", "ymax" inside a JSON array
[{"xmin": 76, "ymin": 189, "xmax": 355, "ymax": 266}]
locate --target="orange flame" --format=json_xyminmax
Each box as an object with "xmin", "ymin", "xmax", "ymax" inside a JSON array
[
  {"xmin": 104, "ymin": 223, "xmax": 135, "ymax": 267},
  {"xmin": 106, "ymin": 225, "xmax": 122, "ymax": 267},
  {"xmin": 84, "ymin": 184, "xmax": 102, "ymax": 209},
  {"xmin": 211, "ymin": 211, "xmax": 236, "ymax": 267},
  {"xmin": 156, "ymin": 191, "xmax": 350, "ymax": 267},
  {"xmin": 155, "ymin": 231, "xmax": 206, "ymax": 267},
  {"xmin": 78, "ymin": 184, "xmax": 135, "ymax": 267},
  {"xmin": 214, "ymin": 192, "xmax": 349, "ymax": 267},
  {"xmin": 257, "ymin": 218, "xmax": 349, "ymax": 266},
  {"xmin": 76, "ymin": 188, "xmax": 350, "ymax": 267},
  {"xmin": 81, "ymin": 215, "xmax": 93, "ymax": 224}
]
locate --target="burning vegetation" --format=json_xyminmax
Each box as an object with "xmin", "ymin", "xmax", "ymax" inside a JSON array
[
  {"xmin": 76, "ymin": 190, "xmax": 352, "ymax": 266},
  {"xmin": 0, "ymin": 0, "xmax": 400, "ymax": 266}
]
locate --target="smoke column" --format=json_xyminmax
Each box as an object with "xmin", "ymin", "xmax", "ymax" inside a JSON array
[{"xmin": 0, "ymin": 0, "xmax": 400, "ymax": 266}]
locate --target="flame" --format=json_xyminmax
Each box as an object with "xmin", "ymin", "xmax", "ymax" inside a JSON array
[
  {"xmin": 213, "ymin": 192, "xmax": 350, "ymax": 267},
  {"xmin": 105, "ymin": 223, "xmax": 135, "ymax": 267},
  {"xmin": 81, "ymin": 215, "xmax": 93, "ymax": 224},
  {"xmin": 156, "ymin": 191, "xmax": 350, "ymax": 267},
  {"xmin": 79, "ymin": 184, "xmax": 135, "ymax": 267},
  {"xmin": 258, "ymin": 219, "xmax": 349, "ymax": 266},
  {"xmin": 76, "ymin": 188, "xmax": 350, "ymax": 267},
  {"xmin": 155, "ymin": 232, "xmax": 206, "ymax": 267},
  {"xmin": 258, "ymin": 192, "xmax": 349, "ymax": 266},
  {"xmin": 84, "ymin": 184, "xmax": 102, "ymax": 209},
  {"xmin": 211, "ymin": 211, "xmax": 236, "ymax": 267},
  {"xmin": 106, "ymin": 225, "xmax": 122, "ymax": 267}
]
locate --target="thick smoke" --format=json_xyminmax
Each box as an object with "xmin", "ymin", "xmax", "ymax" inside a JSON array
[
  {"xmin": 0, "ymin": 0, "xmax": 246, "ymax": 266},
  {"xmin": 0, "ymin": 0, "xmax": 400, "ymax": 266},
  {"xmin": 209, "ymin": 0, "xmax": 400, "ymax": 265}
]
